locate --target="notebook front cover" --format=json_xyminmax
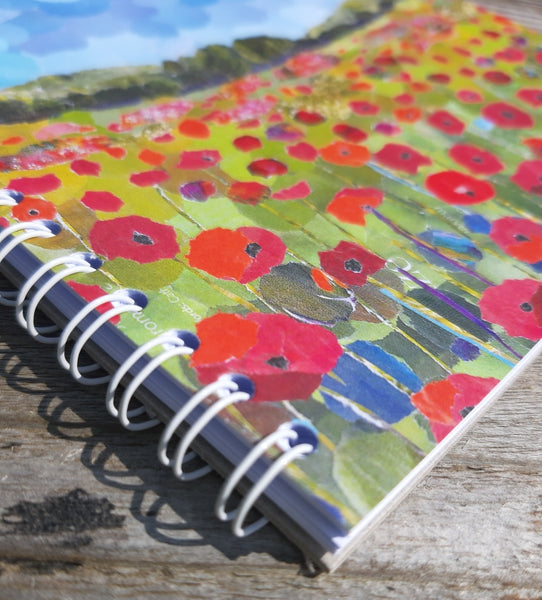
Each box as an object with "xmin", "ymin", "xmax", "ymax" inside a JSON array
[{"xmin": 1, "ymin": 0, "xmax": 541, "ymax": 562}]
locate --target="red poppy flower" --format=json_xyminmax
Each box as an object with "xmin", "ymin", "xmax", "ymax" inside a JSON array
[
  {"xmin": 490, "ymin": 216, "xmax": 542, "ymax": 264},
  {"xmin": 350, "ymin": 81, "xmax": 372, "ymax": 92},
  {"xmin": 479, "ymin": 278, "xmax": 542, "ymax": 340},
  {"xmin": 516, "ymin": 89, "xmax": 542, "ymax": 108},
  {"xmin": 483, "ymin": 70, "xmax": 512, "ymax": 85},
  {"xmin": 448, "ymin": 144, "xmax": 504, "ymax": 175},
  {"xmin": 318, "ymin": 241, "xmax": 385, "ymax": 287},
  {"xmin": 177, "ymin": 150, "xmax": 222, "ymax": 169},
  {"xmin": 482, "ymin": 29, "xmax": 501, "ymax": 39},
  {"xmin": 332, "ymin": 123, "xmax": 367, "ymax": 143},
  {"xmin": 104, "ymin": 146, "xmax": 127, "ymax": 160},
  {"xmin": 374, "ymin": 122, "xmax": 402, "ymax": 136},
  {"xmin": 426, "ymin": 170, "xmax": 495, "ymax": 205},
  {"xmin": 326, "ymin": 187, "xmax": 383, "ymax": 225},
  {"xmin": 522, "ymin": 138, "xmax": 542, "ymax": 159},
  {"xmin": 266, "ymin": 123, "xmax": 304, "ymax": 142},
  {"xmin": 11, "ymin": 196, "xmax": 57, "ymax": 222},
  {"xmin": 349, "ymin": 100, "xmax": 380, "ymax": 116},
  {"xmin": 81, "ymin": 191, "xmax": 123, "ymax": 212},
  {"xmin": 459, "ymin": 67, "xmax": 475, "ymax": 77},
  {"xmin": 427, "ymin": 73, "xmax": 450, "ymax": 84},
  {"xmin": 319, "ymin": 141, "xmax": 370, "ymax": 167},
  {"xmin": 373, "ymin": 55, "xmax": 397, "ymax": 68},
  {"xmin": 393, "ymin": 93, "xmax": 414, "ymax": 105},
  {"xmin": 282, "ymin": 52, "xmax": 339, "ymax": 78},
  {"xmin": 510, "ymin": 160, "xmax": 542, "ymax": 196},
  {"xmin": 8, "ymin": 174, "xmax": 61, "ymax": 195},
  {"xmin": 191, "ymin": 312, "xmax": 342, "ymax": 402},
  {"xmin": 2, "ymin": 136, "xmax": 24, "ymax": 145},
  {"xmin": 453, "ymin": 46, "xmax": 471, "ymax": 57},
  {"xmin": 286, "ymin": 142, "xmax": 318, "ymax": 162},
  {"xmin": 178, "ymin": 119, "xmax": 210, "ymax": 139},
  {"xmin": 89, "ymin": 215, "xmax": 179, "ymax": 264},
  {"xmin": 237, "ymin": 118, "xmax": 260, "ymax": 129},
  {"xmin": 129, "ymin": 170, "xmax": 170, "ymax": 187},
  {"xmin": 295, "ymin": 110, "xmax": 325, "ymax": 125},
  {"xmin": 233, "ymin": 135, "xmax": 262, "ymax": 152},
  {"xmin": 67, "ymin": 281, "xmax": 121, "ymax": 325},
  {"xmin": 373, "ymin": 143, "xmax": 432, "ymax": 175},
  {"xmin": 271, "ymin": 180, "xmax": 311, "ymax": 200},
  {"xmin": 71, "ymin": 159, "xmax": 101, "ymax": 176},
  {"xmin": 227, "ymin": 181, "xmax": 270, "ymax": 205},
  {"xmin": 393, "ymin": 106, "xmax": 422, "ymax": 123},
  {"xmin": 190, "ymin": 312, "xmax": 259, "ymax": 368},
  {"xmin": 494, "ymin": 47, "xmax": 525, "ymax": 62},
  {"xmin": 456, "ymin": 89, "xmax": 484, "ymax": 103},
  {"xmin": 411, "ymin": 374, "xmax": 499, "ymax": 442},
  {"xmin": 179, "ymin": 180, "xmax": 216, "ymax": 202},
  {"xmin": 247, "ymin": 158, "xmax": 288, "ymax": 178},
  {"xmin": 409, "ymin": 81, "xmax": 432, "ymax": 93},
  {"xmin": 481, "ymin": 102, "xmax": 534, "ymax": 129},
  {"xmin": 153, "ymin": 133, "xmax": 175, "ymax": 143},
  {"xmin": 138, "ymin": 149, "xmax": 166, "ymax": 166},
  {"xmin": 186, "ymin": 226, "xmax": 286, "ymax": 283},
  {"xmin": 427, "ymin": 110, "xmax": 465, "ymax": 135}
]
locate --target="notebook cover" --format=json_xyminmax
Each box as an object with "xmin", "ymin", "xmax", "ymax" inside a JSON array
[{"xmin": 1, "ymin": 0, "xmax": 542, "ymax": 571}]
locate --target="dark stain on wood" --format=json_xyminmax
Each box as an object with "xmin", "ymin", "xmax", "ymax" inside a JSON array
[
  {"xmin": 1, "ymin": 558, "xmax": 83, "ymax": 575},
  {"xmin": 1, "ymin": 488, "xmax": 124, "ymax": 535}
]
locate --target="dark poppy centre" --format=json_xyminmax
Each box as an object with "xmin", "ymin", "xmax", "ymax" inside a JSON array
[
  {"xmin": 267, "ymin": 355, "xmax": 289, "ymax": 370},
  {"xmin": 244, "ymin": 242, "xmax": 262, "ymax": 258},
  {"xmin": 344, "ymin": 258, "xmax": 363, "ymax": 273},
  {"xmin": 132, "ymin": 231, "xmax": 154, "ymax": 245}
]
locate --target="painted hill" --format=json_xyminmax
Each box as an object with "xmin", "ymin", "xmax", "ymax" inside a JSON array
[{"xmin": 0, "ymin": 0, "xmax": 392, "ymax": 124}]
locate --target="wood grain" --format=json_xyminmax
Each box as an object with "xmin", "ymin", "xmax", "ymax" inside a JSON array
[{"xmin": 1, "ymin": 1, "xmax": 542, "ymax": 598}]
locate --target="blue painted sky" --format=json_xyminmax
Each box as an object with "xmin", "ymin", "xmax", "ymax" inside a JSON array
[{"xmin": 0, "ymin": 0, "xmax": 343, "ymax": 90}]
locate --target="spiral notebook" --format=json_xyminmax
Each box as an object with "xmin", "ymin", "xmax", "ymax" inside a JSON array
[{"xmin": 1, "ymin": 0, "xmax": 542, "ymax": 572}]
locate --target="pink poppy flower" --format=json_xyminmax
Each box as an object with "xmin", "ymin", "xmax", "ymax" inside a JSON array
[
  {"xmin": 482, "ymin": 102, "xmax": 533, "ymax": 129},
  {"xmin": 89, "ymin": 216, "xmax": 179, "ymax": 264},
  {"xmin": 448, "ymin": 144, "xmax": 503, "ymax": 175},
  {"xmin": 411, "ymin": 374, "xmax": 499, "ymax": 441},
  {"xmin": 373, "ymin": 143, "xmax": 432, "ymax": 175},
  {"xmin": 479, "ymin": 278, "xmax": 542, "ymax": 340},
  {"xmin": 191, "ymin": 312, "xmax": 342, "ymax": 402},
  {"xmin": 490, "ymin": 216, "xmax": 542, "ymax": 264},
  {"xmin": 510, "ymin": 161, "xmax": 542, "ymax": 196}
]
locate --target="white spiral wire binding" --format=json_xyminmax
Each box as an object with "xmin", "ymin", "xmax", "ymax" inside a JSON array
[
  {"xmin": 157, "ymin": 374, "xmax": 254, "ymax": 482},
  {"xmin": 215, "ymin": 420, "xmax": 318, "ymax": 537},
  {"xmin": 105, "ymin": 330, "xmax": 197, "ymax": 431},
  {"xmin": 0, "ymin": 220, "xmax": 61, "ymax": 306},
  {"xmin": 57, "ymin": 289, "xmax": 147, "ymax": 386},
  {"xmin": 15, "ymin": 252, "xmax": 102, "ymax": 343},
  {"xmin": 0, "ymin": 188, "xmax": 23, "ymax": 207}
]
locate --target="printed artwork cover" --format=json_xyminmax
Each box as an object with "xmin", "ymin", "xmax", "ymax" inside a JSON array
[{"xmin": 1, "ymin": 0, "xmax": 542, "ymax": 563}]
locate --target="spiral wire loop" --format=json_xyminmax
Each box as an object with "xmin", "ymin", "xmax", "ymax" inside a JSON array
[
  {"xmin": 15, "ymin": 252, "xmax": 102, "ymax": 343},
  {"xmin": 0, "ymin": 220, "xmax": 61, "ymax": 306},
  {"xmin": 216, "ymin": 420, "xmax": 318, "ymax": 537},
  {"xmin": 157, "ymin": 374, "xmax": 254, "ymax": 482},
  {"xmin": 106, "ymin": 330, "xmax": 197, "ymax": 431},
  {"xmin": 57, "ymin": 289, "xmax": 147, "ymax": 385}
]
